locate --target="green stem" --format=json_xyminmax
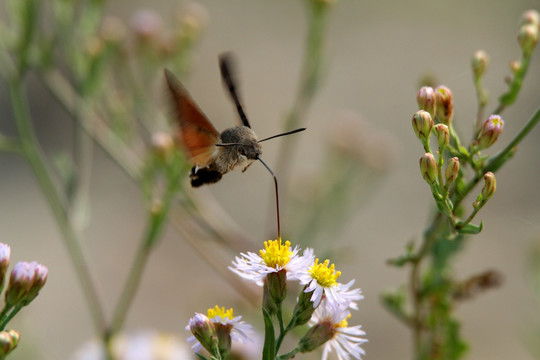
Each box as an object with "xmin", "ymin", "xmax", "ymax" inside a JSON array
[
  {"xmin": 108, "ymin": 164, "xmax": 181, "ymax": 335},
  {"xmin": 8, "ymin": 75, "xmax": 107, "ymax": 333},
  {"xmin": 453, "ymin": 105, "xmax": 540, "ymax": 209},
  {"xmin": 0, "ymin": 305, "xmax": 24, "ymax": 331}
]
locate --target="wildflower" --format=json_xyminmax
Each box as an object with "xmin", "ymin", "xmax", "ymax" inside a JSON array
[
  {"xmin": 472, "ymin": 50, "xmax": 489, "ymax": 78},
  {"xmin": 433, "ymin": 124, "xmax": 449, "ymax": 149},
  {"xmin": 444, "ymin": 157, "xmax": 460, "ymax": 185},
  {"xmin": 416, "ymin": 86, "xmax": 436, "ymax": 118},
  {"xmin": 299, "ymin": 300, "xmax": 367, "ymax": 360},
  {"xmin": 475, "ymin": 115, "xmax": 504, "ymax": 150},
  {"xmin": 0, "ymin": 330, "xmax": 19, "ymax": 357},
  {"xmin": 481, "ymin": 172, "xmax": 496, "ymax": 201},
  {"xmin": 518, "ymin": 23, "xmax": 538, "ymax": 56},
  {"xmin": 419, "ymin": 153, "xmax": 438, "ymax": 184},
  {"xmin": 186, "ymin": 306, "xmax": 253, "ymax": 358},
  {"xmin": 0, "ymin": 243, "xmax": 10, "ymax": 294},
  {"xmin": 229, "ymin": 239, "xmax": 314, "ymax": 286},
  {"xmin": 5, "ymin": 261, "xmax": 48, "ymax": 307},
  {"xmin": 411, "ymin": 110, "xmax": 433, "ymax": 144},
  {"xmin": 435, "ymin": 86, "xmax": 454, "ymax": 125},
  {"xmin": 297, "ymin": 258, "xmax": 364, "ymax": 310}
]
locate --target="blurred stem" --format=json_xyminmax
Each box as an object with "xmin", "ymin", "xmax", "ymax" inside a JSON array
[
  {"xmin": 109, "ymin": 168, "xmax": 182, "ymax": 336},
  {"xmin": 495, "ymin": 54, "xmax": 531, "ymax": 115},
  {"xmin": 271, "ymin": 1, "xmax": 329, "ymax": 224},
  {"xmin": 8, "ymin": 73, "xmax": 107, "ymax": 334},
  {"xmin": 69, "ymin": 95, "xmax": 94, "ymax": 232}
]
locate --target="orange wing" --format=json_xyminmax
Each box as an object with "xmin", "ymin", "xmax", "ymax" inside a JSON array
[{"xmin": 164, "ymin": 69, "xmax": 220, "ymax": 166}]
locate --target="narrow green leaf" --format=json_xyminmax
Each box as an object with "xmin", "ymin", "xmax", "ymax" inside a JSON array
[{"xmin": 456, "ymin": 222, "xmax": 483, "ymax": 234}]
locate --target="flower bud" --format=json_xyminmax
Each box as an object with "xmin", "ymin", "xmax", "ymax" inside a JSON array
[
  {"xmin": 290, "ymin": 285, "xmax": 317, "ymax": 328},
  {"xmin": 151, "ymin": 132, "xmax": 174, "ymax": 159},
  {"xmin": 481, "ymin": 172, "xmax": 496, "ymax": 201},
  {"xmin": 412, "ymin": 110, "xmax": 433, "ymax": 143},
  {"xmin": 298, "ymin": 321, "xmax": 335, "ymax": 353},
  {"xmin": 5, "ymin": 262, "xmax": 33, "ymax": 307},
  {"xmin": 419, "ymin": 153, "xmax": 438, "ymax": 184},
  {"xmin": 475, "ymin": 115, "xmax": 504, "ymax": 150},
  {"xmin": 416, "ymin": 86, "xmax": 436, "ymax": 118},
  {"xmin": 188, "ymin": 313, "xmax": 217, "ymax": 354},
  {"xmin": 266, "ymin": 269, "xmax": 287, "ymax": 305},
  {"xmin": 130, "ymin": 9, "xmax": 163, "ymax": 43},
  {"xmin": 0, "ymin": 330, "xmax": 19, "ymax": 356},
  {"xmin": 518, "ymin": 24, "xmax": 538, "ymax": 56},
  {"xmin": 23, "ymin": 262, "xmax": 48, "ymax": 305},
  {"xmin": 433, "ymin": 124, "xmax": 450, "ymax": 149},
  {"xmin": 5, "ymin": 261, "xmax": 48, "ymax": 307},
  {"xmin": 509, "ymin": 60, "xmax": 521, "ymax": 73},
  {"xmin": 444, "ymin": 157, "xmax": 460, "ymax": 185},
  {"xmin": 520, "ymin": 10, "xmax": 540, "ymax": 28},
  {"xmin": 0, "ymin": 243, "xmax": 11, "ymax": 294},
  {"xmin": 435, "ymin": 86, "xmax": 454, "ymax": 125},
  {"xmin": 472, "ymin": 50, "xmax": 489, "ymax": 78}
]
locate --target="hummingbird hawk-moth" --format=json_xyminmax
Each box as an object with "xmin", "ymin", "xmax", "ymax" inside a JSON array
[{"xmin": 164, "ymin": 53, "xmax": 305, "ymax": 187}]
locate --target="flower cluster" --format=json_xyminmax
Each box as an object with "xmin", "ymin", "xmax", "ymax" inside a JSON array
[
  {"xmin": 187, "ymin": 238, "xmax": 366, "ymax": 360},
  {"xmin": 414, "ymin": 84, "xmax": 505, "ymax": 234},
  {"xmin": 0, "ymin": 242, "xmax": 48, "ymax": 358}
]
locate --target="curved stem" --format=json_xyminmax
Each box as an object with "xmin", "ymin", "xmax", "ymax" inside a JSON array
[
  {"xmin": 8, "ymin": 75, "xmax": 107, "ymax": 333},
  {"xmin": 453, "ymin": 105, "xmax": 540, "ymax": 210}
]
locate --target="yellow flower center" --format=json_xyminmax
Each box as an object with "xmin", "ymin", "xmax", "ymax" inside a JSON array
[
  {"xmin": 260, "ymin": 238, "xmax": 293, "ymax": 269},
  {"xmin": 309, "ymin": 258, "xmax": 341, "ymax": 287},
  {"xmin": 335, "ymin": 314, "xmax": 351, "ymax": 329},
  {"xmin": 207, "ymin": 306, "xmax": 234, "ymax": 320}
]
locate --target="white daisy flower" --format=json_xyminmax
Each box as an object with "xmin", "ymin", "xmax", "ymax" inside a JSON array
[
  {"xmin": 298, "ymin": 258, "xmax": 364, "ymax": 310},
  {"xmin": 307, "ymin": 301, "xmax": 367, "ymax": 360},
  {"xmin": 186, "ymin": 306, "xmax": 254, "ymax": 354},
  {"xmin": 229, "ymin": 239, "xmax": 314, "ymax": 285}
]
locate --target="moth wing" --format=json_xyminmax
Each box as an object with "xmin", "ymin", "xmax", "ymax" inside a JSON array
[{"xmin": 164, "ymin": 69, "xmax": 220, "ymax": 166}]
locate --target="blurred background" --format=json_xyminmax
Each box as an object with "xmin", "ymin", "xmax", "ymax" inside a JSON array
[{"xmin": 1, "ymin": 0, "xmax": 540, "ymax": 359}]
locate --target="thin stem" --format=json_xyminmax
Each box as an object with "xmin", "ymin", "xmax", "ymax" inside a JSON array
[
  {"xmin": 274, "ymin": 303, "xmax": 286, "ymax": 353},
  {"xmin": 8, "ymin": 75, "xmax": 107, "ymax": 333},
  {"xmin": 453, "ymin": 105, "xmax": 540, "ymax": 209},
  {"xmin": 0, "ymin": 305, "xmax": 23, "ymax": 331}
]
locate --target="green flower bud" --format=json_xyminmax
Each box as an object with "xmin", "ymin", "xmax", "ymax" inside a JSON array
[
  {"xmin": 444, "ymin": 157, "xmax": 460, "ymax": 185},
  {"xmin": 472, "ymin": 50, "xmax": 489, "ymax": 78},
  {"xmin": 509, "ymin": 60, "xmax": 521, "ymax": 73},
  {"xmin": 0, "ymin": 330, "xmax": 19, "ymax": 356},
  {"xmin": 435, "ymin": 86, "xmax": 454, "ymax": 125},
  {"xmin": 266, "ymin": 269, "xmax": 287, "ymax": 305},
  {"xmin": 0, "ymin": 243, "xmax": 11, "ymax": 295},
  {"xmin": 419, "ymin": 153, "xmax": 438, "ymax": 184},
  {"xmin": 188, "ymin": 313, "xmax": 217, "ymax": 355},
  {"xmin": 417, "ymin": 86, "xmax": 436, "ymax": 118},
  {"xmin": 481, "ymin": 172, "xmax": 496, "ymax": 200},
  {"xmin": 298, "ymin": 321, "xmax": 335, "ymax": 353},
  {"xmin": 520, "ymin": 9, "xmax": 540, "ymax": 28},
  {"xmin": 151, "ymin": 132, "xmax": 174, "ymax": 160},
  {"xmin": 518, "ymin": 24, "xmax": 538, "ymax": 56},
  {"xmin": 290, "ymin": 285, "xmax": 317, "ymax": 328},
  {"xmin": 412, "ymin": 110, "xmax": 433, "ymax": 143},
  {"xmin": 433, "ymin": 124, "xmax": 450, "ymax": 149},
  {"xmin": 475, "ymin": 115, "xmax": 504, "ymax": 150},
  {"xmin": 5, "ymin": 261, "xmax": 48, "ymax": 307}
]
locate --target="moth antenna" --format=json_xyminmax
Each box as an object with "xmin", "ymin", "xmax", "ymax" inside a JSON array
[
  {"xmin": 256, "ymin": 157, "xmax": 281, "ymax": 239},
  {"xmin": 219, "ymin": 53, "xmax": 251, "ymax": 128},
  {"xmin": 258, "ymin": 127, "xmax": 307, "ymax": 143}
]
